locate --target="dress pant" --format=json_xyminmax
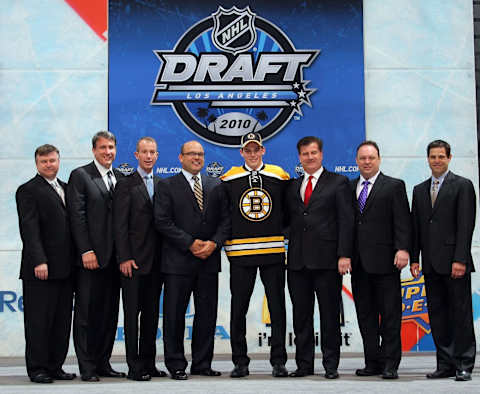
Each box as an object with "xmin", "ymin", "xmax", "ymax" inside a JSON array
[
  {"xmin": 230, "ymin": 263, "xmax": 287, "ymax": 367},
  {"xmin": 162, "ymin": 272, "xmax": 218, "ymax": 373},
  {"xmin": 287, "ymin": 268, "xmax": 342, "ymax": 372},
  {"xmin": 121, "ymin": 269, "xmax": 163, "ymax": 375},
  {"xmin": 73, "ymin": 261, "xmax": 120, "ymax": 375},
  {"xmin": 351, "ymin": 262, "xmax": 402, "ymax": 371},
  {"xmin": 424, "ymin": 271, "xmax": 476, "ymax": 372},
  {"xmin": 22, "ymin": 278, "xmax": 73, "ymax": 377}
]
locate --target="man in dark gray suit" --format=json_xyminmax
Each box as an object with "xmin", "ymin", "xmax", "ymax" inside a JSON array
[
  {"xmin": 350, "ymin": 141, "xmax": 411, "ymax": 380},
  {"xmin": 67, "ymin": 131, "xmax": 125, "ymax": 382},
  {"xmin": 411, "ymin": 139, "xmax": 476, "ymax": 381},
  {"xmin": 113, "ymin": 137, "xmax": 166, "ymax": 381},
  {"xmin": 154, "ymin": 140, "xmax": 231, "ymax": 380},
  {"xmin": 16, "ymin": 144, "xmax": 75, "ymax": 383},
  {"xmin": 285, "ymin": 136, "xmax": 354, "ymax": 379}
]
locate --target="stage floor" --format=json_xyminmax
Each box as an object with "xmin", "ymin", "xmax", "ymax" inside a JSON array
[{"xmin": 0, "ymin": 353, "xmax": 478, "ymax": 393}]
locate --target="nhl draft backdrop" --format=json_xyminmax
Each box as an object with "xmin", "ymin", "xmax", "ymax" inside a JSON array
[{"xmin": 108, "ymin": 0, "xmax": 366, "ymax": 355}]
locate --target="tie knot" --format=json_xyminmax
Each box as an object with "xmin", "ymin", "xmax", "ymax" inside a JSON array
[
  {"xmin": 362, "ymin": 180, "xmax": 370, "ymax": 186},
  {"xmin": 107, "ymin": 170, "xmax": 113, "ymax": 177},
  {"xmin": 192, "ymin": 175, "xmax": 199, "ymax": 182},
  {"xmin": 308, "ymin": 175, "xmax": 314, "ymax": 181},
  {"xmin": 433, "ymin": 180, "xmax": 439, "ymax": 185},
  {"xmin": 144, "ymin": 174, "xmax": 151, "ymax": 180}
]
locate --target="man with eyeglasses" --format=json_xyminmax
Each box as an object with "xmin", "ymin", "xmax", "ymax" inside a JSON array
[
  {"xmin": 221, "ymin": 132, "xmax": 290, "ymax": 378},
  {"xmin": 154, "ymin": 140, "xmax": 231, "ymax": 380}
]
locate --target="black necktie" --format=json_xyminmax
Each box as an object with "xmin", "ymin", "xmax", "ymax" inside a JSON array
[{"xmin": 107, "ymin": 170, "xmax": 115, "ymax": 196}]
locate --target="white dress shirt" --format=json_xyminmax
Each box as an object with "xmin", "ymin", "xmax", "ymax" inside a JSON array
[
  {"xmin": 356, "ymin": 171, "xmax": 380, "ymax": 199},
  {"xmin": 182, "ymin": 168, "xmax": 202, "ymax": 191},
  {"xmin": 300, "ymin": 166, "xmax": 323, "ymax": 202},
  {"xmin": 94, "ymin": 158, "xmax": 117, "ymax": 191}
]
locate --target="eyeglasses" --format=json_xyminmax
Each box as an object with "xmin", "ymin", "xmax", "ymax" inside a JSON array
[{"xmin": 182, "ymin": 151, "xmax": 205, "ymax": 158}]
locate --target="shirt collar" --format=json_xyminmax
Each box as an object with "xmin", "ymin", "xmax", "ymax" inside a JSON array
[
  {"xmin": 304, "ymin": 166, "xmax": 323, "ymax": 180},
  {"xmin": 39, "ymin": 174, "xmax": 59, "ymax": 185},
  {"xmin": 137, "ymin": 166, "xmax": 153, "ymax": 179},
  {"xmin": 244, "ymin": 162, "xmax": 264, "ymax": 172},
  {"xmin": 181, "ymin": 168, "xmax": 201, "ymax": 181},
  {"xmin": 431, "ymin": 170, "xmax": 449, "ymax": 184},
  {"xmin": 93, "ymin": 158, "xmax": 113, "ymax": 177},
  {"xmin": 359, "ymin": 170, "xmax": 380, "ymax": 185}
]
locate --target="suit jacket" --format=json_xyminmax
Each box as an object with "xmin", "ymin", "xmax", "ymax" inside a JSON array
[
  {"xmin": 16, "ymin": 174, "xmax": 73, "ymax": 280},
  {"xmin": 350, "ymin": 173, "xmax": 411, "ymax": 274},
  {"xmin": 154, "ymin": 173, "xmax": 231, "ymax": 275},
  {"xmin": 67, "ymin": 161, "xmax": 123, "ymax": 268},
  {"xmin": 286, "ymin": 169, "xmax": 354, "ymax": 271},
  {"xmin": 113, "ymin": 171, "xmax": 161, "ymax": 275},
  {"xmin": 412, "ymin": 171, "xmax": 476, "ymax": 275}
]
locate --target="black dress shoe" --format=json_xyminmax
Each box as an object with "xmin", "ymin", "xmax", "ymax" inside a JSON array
[
  {"xmin": 97, "ymin": 368, "xmax": 126, "ymax": 378},
  {"xmin": 355, "ymin": 367, "xmax": 382, "ymax": 377},
  {"xmin": 190, "ymin": 368, "xmax": 222, "ymax": 376},
  {"xmin": 382, "ymin": 369, "xmax": 399, "ymax": 379},
  {"xmin": 81, "ymin": 373, "xmax": 100, "ymax": 382},
  {"xmin": 171, "ymin": 370, "xmax": 188, "ymax": 380},
  {"xmin": 50, "ymin": 369, "xmax": 76, "ymax": 380},
  {"xmin": 230, "ymin": 365, "xmax": 249, "ymax": 378},
  {"xmin": 272, "ymin": 364, "xmax": 288, "ymax": 377},
  {"xmin": 30, "ymin": 372, "xmax": 53, "ymax": 383},
  {"xmin": 127, "ymin": 372, "xmax": 151, "ymax": 381},
  {"xmin": 147, "ymin": 368, "xmax": 167, "ymax": 378},
  {"xmin": 426, "ymin": 369, "xmax": 456, "ymax": 379},
  {"xmin": 455, "ymin": 370, "xmax": 472, "ymax": 381},
  {"xmin": 289, "ymin": 369, "xmax": 313, "ymax": 377},
  {"xmin": 324, "ymin": 370, "xmax": 339, "ymax": 379}
]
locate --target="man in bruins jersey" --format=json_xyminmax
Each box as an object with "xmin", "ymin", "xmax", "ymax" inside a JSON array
[{"xmin": 221, "ymin": 132, "xmax": 290, "ymax": 378}]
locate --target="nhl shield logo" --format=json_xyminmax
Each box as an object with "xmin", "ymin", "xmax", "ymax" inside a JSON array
[{"xmin": 212, "ymin": 6, "xmax": 257, "ymax": 55}]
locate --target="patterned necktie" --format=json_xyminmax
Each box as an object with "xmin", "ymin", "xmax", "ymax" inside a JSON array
[
  {"xmin": 358, "ymin": 180, "xmax": 370, "ymax": 212},
  {"xmin": 431, "ymin": 179, "xmax": 440, "ymax": 207},
  {"xmin": 304, "ymin": 175, "xmax": 313, "ymax": 206},
  {"xmin": 144, "ymin": 174, "xmax": 154, "ymax": 201},
  {"xmin": 192, "ymin": 175, "xmax": 203, "ymax": 211},
  {"xmin": 52, "ymin": 180, "xmax": 65, "ymax": 205},
  {"xmin": 106, "ymin": 170, "xmax": 115, "ymax": 196}
]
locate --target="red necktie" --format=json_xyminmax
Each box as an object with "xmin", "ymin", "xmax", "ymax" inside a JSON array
[{"xmin": 304, "ymin": 175, "xmax": 313, "ymax": 206}]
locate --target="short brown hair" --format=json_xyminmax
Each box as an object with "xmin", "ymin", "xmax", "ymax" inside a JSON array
[
  {"xmin": 427, "ymin": 140, "xmax": 451, "ymax": 157},
  {"xmin": 92, "ymin": 130, "xmax": 116, "ymax": 148},
  {"xmin": 34, "ymin": 144, "xmax": 59, "ymax": 161},
  {"xmin": 296, "ymin": 136, "xmax": 323, "ymax": 153}
]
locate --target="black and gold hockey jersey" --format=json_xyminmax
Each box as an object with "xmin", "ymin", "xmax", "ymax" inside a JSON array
[{"xmin": 221, "ymin": 163, "xmax": 290, "ymax": 266}]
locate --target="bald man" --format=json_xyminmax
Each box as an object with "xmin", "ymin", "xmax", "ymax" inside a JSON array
[{"xmin": 154, "ymin": 141, "xmax": 231, "ymax": 380}]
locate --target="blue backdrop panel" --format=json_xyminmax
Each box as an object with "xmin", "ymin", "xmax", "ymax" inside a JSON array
[{"xmin": 108, "ymin": 0, "xmax": 365, "ymax": 177}]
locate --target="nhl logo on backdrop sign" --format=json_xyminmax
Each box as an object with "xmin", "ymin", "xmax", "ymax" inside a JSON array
[{"xmin": 151, "ymin": 6, "xmax": 319, "ymax": 147}]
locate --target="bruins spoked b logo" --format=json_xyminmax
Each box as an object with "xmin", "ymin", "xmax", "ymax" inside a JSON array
[{"xmin": 239, "ymin": 188, "xmax": 272, "ymax": 221}]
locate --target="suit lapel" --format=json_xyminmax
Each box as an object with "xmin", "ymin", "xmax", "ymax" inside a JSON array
[
  {"xmin": 361, "ymin": 173, "xmax": 385, "ymax": 215},
  {"xmin": 87, "ymin": 162, "xmax": 109, "ymax": 197},
  {"xmin": 307, "ymin": 169, "xmax": 329, "ymax": 204},
  {"xmin": 36, "ymin": 175, "xmax": 65, "ymax": 209},
  {"xmin": 431, "ymin": 171, "xmax": 453, "ymax": 215},
  {"xmin": 134, "ymin": 171, "xmax": 152, "ymax": 205},
  {"xmin": 178, "ymin": 173, "xmax": 202, "ymax": 213}
]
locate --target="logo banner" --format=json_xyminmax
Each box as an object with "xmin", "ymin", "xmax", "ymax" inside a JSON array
[{"xmin": 109, "ymin": 0, "xmax": 365, "ymax": 178}]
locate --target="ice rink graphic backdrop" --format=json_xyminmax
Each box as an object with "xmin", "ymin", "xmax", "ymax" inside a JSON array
[{"xmin": 108, "ymin": 0, "xmax": 371, "ymax": 354}]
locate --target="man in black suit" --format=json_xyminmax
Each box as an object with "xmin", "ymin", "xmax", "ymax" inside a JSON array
[
  {"xmin": 16, "ymin": 144, "xmax": 76, "ymax": 383},
  {"xmin": 350, "ymin": 141, "xmax": 411, "ymax": 380},
  {"xmin": 286, "ymin": 136, "xmax": 354, "ymax": 379},
  {"xmin": 67, "ymin": 130, "xmax": 125, "ymax": 382},
  {"xmin": 411, "ymin": 139, "xmax": 476, "ymax": 381},
  {"xmin": 113, "ymin": 137, "xmax": 166, "ymax": 381},
  {"xmin": 154, "ymin": 140, "xmax": 230, "ymax": 380}
]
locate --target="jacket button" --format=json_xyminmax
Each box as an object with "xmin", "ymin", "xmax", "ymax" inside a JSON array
[
  {"xmin": 303, "ymin": 212, "xmax": 308, "ymax": 216},
  {"xmin": 303, "ymin": 228, "xmax": 307, "ymax": 232}
]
